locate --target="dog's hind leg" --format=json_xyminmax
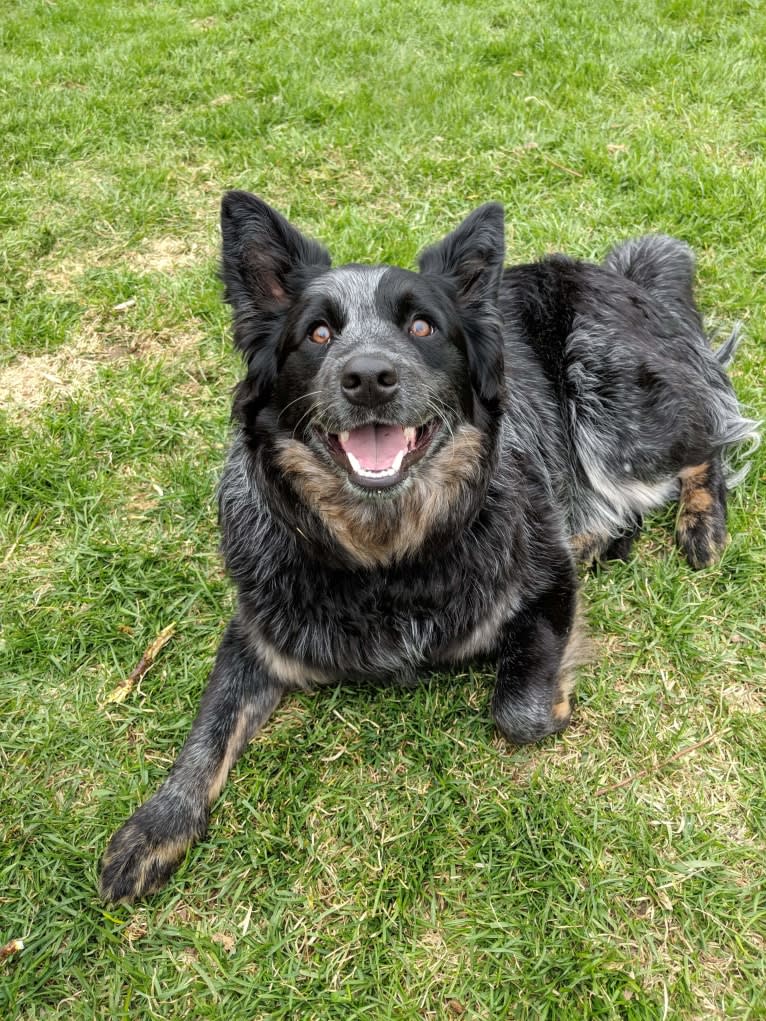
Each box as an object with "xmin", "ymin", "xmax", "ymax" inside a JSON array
[
  {"xmin": 99, "ymin": 618, "xmax": 285, "ymax": 903},
  {"xmin": 572, "ymin": 517, "xmax": 643, "ymax": 566},
  {"xmin": 675, "ymin": 458, "xmax": 728, "ymax": 569},
  {"xmin": 491, "ymin": 558, "xmax": 588, "ymax": 745},
  {"xmin": 601, "ymin": 517, "xmax": 643, "ymax": 562}
]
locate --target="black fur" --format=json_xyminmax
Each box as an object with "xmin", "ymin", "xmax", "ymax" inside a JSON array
[{"xmin": 99, "ymin": 197, "xmax": 756, "ymax": 902}]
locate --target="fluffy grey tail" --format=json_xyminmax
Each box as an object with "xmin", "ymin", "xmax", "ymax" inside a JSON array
[
  {"xmin": 717, "ymin": 387, "xmax": 761, "ymax": 488},
  {"xmin": 606, "ymin": 237, "xmax": 760, "ymax": 487},
  {"xmin": 603, "ymin": 234, "xmax": 698, "ymax": 317}
]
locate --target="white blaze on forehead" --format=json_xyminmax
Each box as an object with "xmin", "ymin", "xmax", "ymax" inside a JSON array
[{"xmin": 307, "ymin": 266, "xmax": 389, "ymax": 343}]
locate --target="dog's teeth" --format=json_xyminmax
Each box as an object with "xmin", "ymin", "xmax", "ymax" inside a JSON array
[
  {"xmin": 345, "ymin": 446, "xmax": 405, "ymax": 482},
  {"xmin": 339, "ymin": 431, "xmax": 350, "ymax": 444},
  {"xmin": 403, "ymin": 427, "xmax": 417, "ymax": 448}
]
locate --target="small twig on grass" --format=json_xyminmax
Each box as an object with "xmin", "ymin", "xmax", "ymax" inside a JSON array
[
  {"xmin": 538, "ymin": 153, "xmax": 584, "ymax": 177},
  {"xmin": 595, "ymin": 732, "xmax": 720, "ymax": 797},
  {"xmin": 106, "ymin": 622, "xmax": 176, "ymax": 704}
]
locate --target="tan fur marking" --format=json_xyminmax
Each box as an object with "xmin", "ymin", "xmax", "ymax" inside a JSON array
[
  {"xmin": 678, "ymin": 463, "xmax": 714, "ymax": 515},
  {"xmin": 207, "ymin": 707, "xmax": 256, "ymax": 805},
  {"xmin": 678, "ymin": 462, "xmax": 709, "ymax": 482},
  {"xmin": 100, "ymin": 835, "xmax": 192, "ymax": 901},
  {"xmin": 676, "ymin": 461, "xmax": 727, "ymax": 567},
  {"xmin": 275, "ymin": 442, "xmax": 391, "ymax": 567},
  {"xmin": 552, "ymin": 599, "xmax": 591, "ymax": 722},
  {"xmin": 275, "ymin": 425, "xmax": 485, "ymax": 567},
  {"xmin": 571, "ymin": 532, "xmax": 609, "ymax": 564},
  {"xmin": 675, "ymin": 518, "xmax": 699, "ymax": 547},
  {"xmin": 675, "ymin": 516, "xmax": 724, "ymax": 568},
  {"xmin": 251, "ymin": 631, "xmax": 330, "ymax": 689},
  {"xmin": 135, "ymin": 837, "xmax": 191, "ymax": 896},
  {"xmin": 551, "ymin": 696, "xmax": 572, "ymax": 723},
  {"xmin": 396, "ymin": 426, "xmax": 485, "ymax": 559}
]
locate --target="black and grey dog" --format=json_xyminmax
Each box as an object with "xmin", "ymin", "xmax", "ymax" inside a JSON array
[{"xmin": 100, "ymin": 193, "xmax": 756, "ymax": 902}]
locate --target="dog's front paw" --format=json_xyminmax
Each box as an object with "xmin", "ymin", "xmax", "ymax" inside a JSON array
[
  {"xmin": 99, "ymin": 797, "xmax": 207, "ymax": 904},
  {"xmin": 492, "ymin": 694, "xmax": 571, "ymax": 745}
]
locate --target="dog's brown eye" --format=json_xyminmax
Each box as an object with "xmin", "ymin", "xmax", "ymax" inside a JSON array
[
  {"xmin": 309, "ymin": 323, "xmax": 332, "ymax": 345},
  {"xmin": 409, "ymin": 318, "xmax": 434, "ymax": 338}
]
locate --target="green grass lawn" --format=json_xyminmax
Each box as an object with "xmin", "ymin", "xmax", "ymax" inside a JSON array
[{"xmin": 2, "ymin": 0, "xmax": 765, "ymax": 1017}]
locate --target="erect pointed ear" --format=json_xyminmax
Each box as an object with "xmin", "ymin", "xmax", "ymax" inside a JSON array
[
  {"xmin": 221, "ymin": 194, "xmax": 331, "ymax": 428},
  {"xmin": 418, "ymin": 204, "xmax": 506, "ymax": 406},
  {"xmin": 417, "ymin": 203, "xmax": 505, "ymax": 302},
  {"xmin": 220, "ymin": 190, "xmax": 331, "ymax": 334}
]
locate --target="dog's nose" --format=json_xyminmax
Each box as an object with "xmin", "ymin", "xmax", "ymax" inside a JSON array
[{"xmin": 340, "ymin": 354, "xmax": 399, "ymax": 407}]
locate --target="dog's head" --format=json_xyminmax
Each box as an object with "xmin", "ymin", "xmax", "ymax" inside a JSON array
[{"xmin": 220, "ymin": 193, "xmax": 506, "ymax": 563}]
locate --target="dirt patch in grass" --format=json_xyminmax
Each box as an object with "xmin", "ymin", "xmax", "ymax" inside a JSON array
[
  {"xmin": 0, "ymin": 338, "xmax": 101, "ymax": 412},
  {"xmin": 91, "ymin": 317, "xmax": 203, "ymax": 361},
  {"xmin": 35, "ymin": 230, "xmax": 214, "ymax": 297},
  {"xmin": 720, "ymin": 680, "xmax": 765, "ymax": 715},
  {"xmin": 128, "ymin": 236, "xmax": 211, "ymax": 276},
  {"xmin": 1, "ymin": 313, "xmax": 205, "ymax": 413},
  {"xmin": 37, "ymin": 255, "xmax": 92, "ymax": 294}
]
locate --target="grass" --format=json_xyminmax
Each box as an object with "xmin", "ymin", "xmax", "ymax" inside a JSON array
[{"xmin": 1, "ymin": 0, "xmax": 765, "ymax": 1017}]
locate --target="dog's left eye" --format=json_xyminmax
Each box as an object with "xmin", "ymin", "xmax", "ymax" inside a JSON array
[
  {"xmin": 408, "ymin": 318, "xmax": 435, "ymax": 338},
  {"xmin": 309, "ymin": 323, "xmax": 333, "ymax": 345}
]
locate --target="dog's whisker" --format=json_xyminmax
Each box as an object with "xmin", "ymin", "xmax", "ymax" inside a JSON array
[
  {"xmin": 422, "ymin": 391, "xmax": 457, "ymax": 459},
  {"xmin": 291, "ymin": 401, "xmax": 327, "ymax": 439},
  {"xmin": 277, "ymin": 390, "xmax": 326, "ymax": 423}
]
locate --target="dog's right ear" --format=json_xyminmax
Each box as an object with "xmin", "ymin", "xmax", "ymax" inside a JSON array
[{"xmin": 220, "ymin": 191, "xmax": 331, "ymax": 358}]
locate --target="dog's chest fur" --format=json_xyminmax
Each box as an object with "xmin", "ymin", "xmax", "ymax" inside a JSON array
[{"xmin": 218, "ymin": 437, "xmax": 559, "ymax": 686}]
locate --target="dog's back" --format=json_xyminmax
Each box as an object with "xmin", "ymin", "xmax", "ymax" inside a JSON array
[{"xmin": 499, "ymin": 236, "xmax": 758, "ymax": 566}]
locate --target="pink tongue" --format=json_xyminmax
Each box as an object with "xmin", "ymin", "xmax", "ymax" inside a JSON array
[{"xmin": 340, "ymin": 424, "xmax": 407, "ymax": 471}]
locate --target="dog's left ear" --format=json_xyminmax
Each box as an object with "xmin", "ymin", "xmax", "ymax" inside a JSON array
[
  {"xmin": 418, "ymin": 203, "xmax": 505, "ymax": 301},
  {"xmin": 418, "ymin": 204, "xmax": 506, "ymax": 404}
]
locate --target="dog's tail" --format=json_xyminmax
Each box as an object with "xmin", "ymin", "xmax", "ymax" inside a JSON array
[
  {"xmin": 604, "ymin": 234, "xmax": 745, "ymax": 365},
  {"xmin": 603, "ymin": 234, "xmax": 698, "ymax": 318},
  {"xmin": 712, "ymin": 322, "xmax": 742, "ymax": 367},
  {"xmin": 605, "ymin": 235, "xmax": 761, "ymax": 486}
]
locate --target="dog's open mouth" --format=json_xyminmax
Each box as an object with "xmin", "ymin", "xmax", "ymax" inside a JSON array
[{"xmin": 319, "ymin": 421, "xmax": 440, "ymax": 489}]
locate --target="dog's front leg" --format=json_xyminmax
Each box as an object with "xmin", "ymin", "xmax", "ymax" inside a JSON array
[
  {"xmin": 99, "ymin": 619, "xmax": 284, "ymax": 903},
  {"xmin": 491, "ymin": 564, "xmax": 585, "ymax": 745}
]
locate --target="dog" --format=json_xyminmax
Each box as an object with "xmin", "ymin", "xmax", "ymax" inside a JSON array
[{"xmin": 99, "ymin": 193, "xmax": 757, "ymax": 902}]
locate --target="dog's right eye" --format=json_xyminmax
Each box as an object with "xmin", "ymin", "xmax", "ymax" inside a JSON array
[
  {"xmin": 309, "ymin": 323, "xmax": 333, "ymax": 345},
  {"xmin": 408, "ymin": 318, "xmax": 435, "ymax": 339}
]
